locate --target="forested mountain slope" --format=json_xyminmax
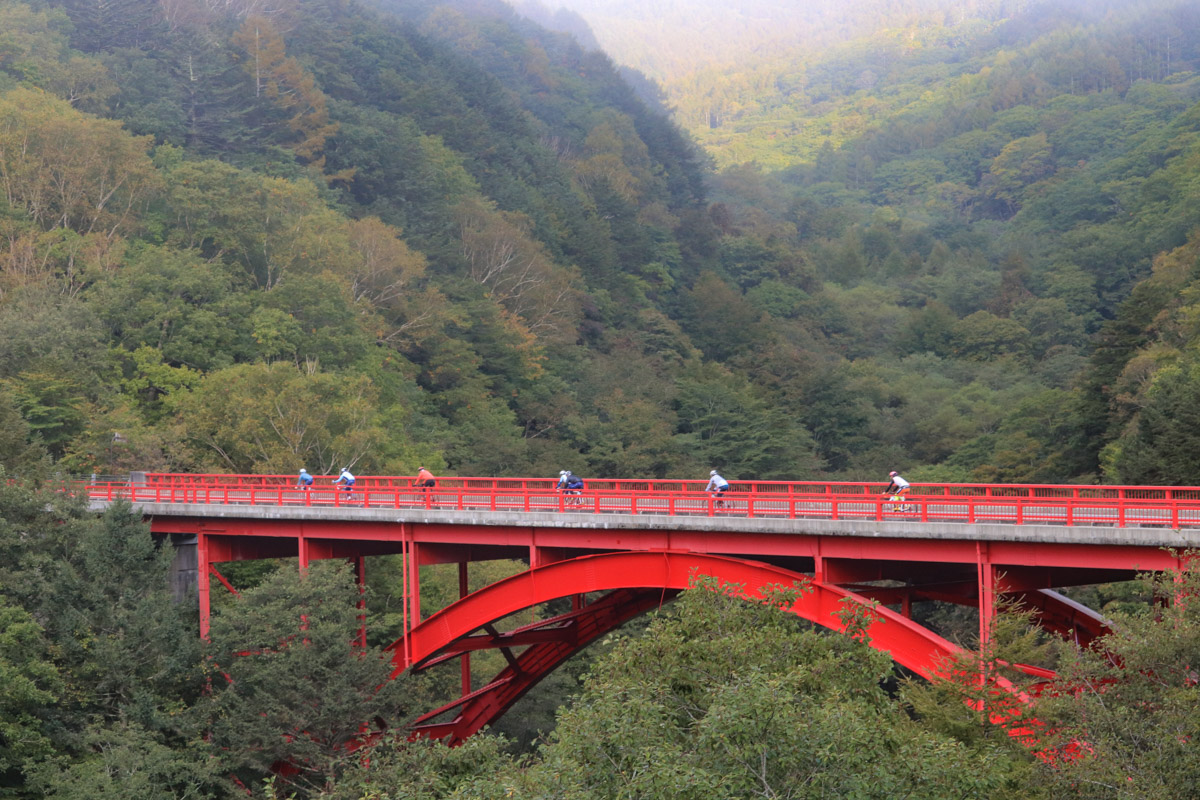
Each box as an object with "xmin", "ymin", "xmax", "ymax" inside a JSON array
[
  {"xmin": 527, "ymin": 0, "xmax": 1200, "ymax": 483},
  {"xmin": 1, "ymin": 0, "xmax": 777, "ymax": 481},
  {"xmin": 2, "ymin": 0, "xmax": 1200, "ymax": 490}
]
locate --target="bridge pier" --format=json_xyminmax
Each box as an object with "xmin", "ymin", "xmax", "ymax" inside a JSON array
[
  {"xmin": 458, "ymin": 562, "xmax": 472, "ymax": 696},
  {"xmin": 167, "ymin": 533, "xmax": 198, "ymax": 602},
  {"xmin": 978, "ymin": 542, "xmax": 996, "ymax": 647}
]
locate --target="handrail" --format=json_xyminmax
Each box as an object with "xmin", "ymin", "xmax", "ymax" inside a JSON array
[
  {"xmin": 130, "ymin": 472, "xmax": 1200, "ymax": 500},
  {"xmin": 81, "ymin": 475, "xmax": 1200, "ymax": 529}
]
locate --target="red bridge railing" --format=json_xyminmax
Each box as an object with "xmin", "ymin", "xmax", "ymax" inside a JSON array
[{"xmin": 77, "ymin": 473, "xmax": 1200, "ymax": 529}]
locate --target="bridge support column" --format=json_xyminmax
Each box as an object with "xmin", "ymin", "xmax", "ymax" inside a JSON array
[
  {"xmin": 408, "ymin": 540, "xmax": 422, "ymax": 627},
  {"xmin": 398, "ymin": 529, "xmax": 418, "ymax": 668},
  {"xmin": 297, "ymin": 536, "xmax": 335, "ymax": 569},
  {"xmin": 167, "ymin": 533, "xmax": 198, "ymax": 602},
  {"xmin": 460, "ymin": 562, "xmax": 471, "ymax": 696},
  {"xmin": 977, "ymin": 542, "xmax": 995, "ymax": 647},
  {"xmin": 197, "ymin": 533, "xmax": 211, "ymax": 639},
  {"xmin": 531, "ymin": 546, "xmax": 568, "ymax": 569}
]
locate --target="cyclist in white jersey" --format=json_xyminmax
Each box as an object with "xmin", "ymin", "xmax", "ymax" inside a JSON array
[{"xmin": 882, "ymin": 470, "xmax": 913, "ymax": 512}]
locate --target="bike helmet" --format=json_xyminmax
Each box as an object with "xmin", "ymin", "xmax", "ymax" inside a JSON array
[
  {"xmin": 299, "ymin": 468, "xmax": 308, "ymax": 474},
  {"xmin": 889, "ymin": 471, "xmax": 898, "ymax": 477},
  {"xmin": 710, "ymin": 469, "xmax": 718, "ymax": 476}
]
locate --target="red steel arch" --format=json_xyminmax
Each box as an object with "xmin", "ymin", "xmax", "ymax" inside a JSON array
[{"xmin": 389, "ymin": 550, "xmax": 967, "ymax": 744}]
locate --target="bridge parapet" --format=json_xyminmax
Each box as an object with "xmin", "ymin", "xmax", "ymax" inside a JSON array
[{"xmin": 86, "ymin": 474, "xmax": 1200, "ymax": 531}]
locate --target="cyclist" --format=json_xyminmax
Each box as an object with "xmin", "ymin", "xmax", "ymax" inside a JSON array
[
  {"xmin": 415, "ymin": 466, "xmax": 435, "ymax": 489},
  {"xmin": 705, "ymin": 469, "xmax": 731, "ymax": 509},
  {"xmin": 296, "ymin": 468, "xmax": 314, "ymax": 490},
  {"xmin": 557, "ymin": 470, "xmax": 584, "ymax": 505},
  {"xmin": 334, "ymin": 467, "xmax": 356, "ymax": 495},
  {"xmin": 882, "ymin": 470, "xmax": 913, "ymax": 512}
]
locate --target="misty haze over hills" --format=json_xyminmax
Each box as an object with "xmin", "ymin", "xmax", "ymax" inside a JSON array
[{"xmin": 508, "ymin": 0, "xmax": 1011, "ymax": 80}]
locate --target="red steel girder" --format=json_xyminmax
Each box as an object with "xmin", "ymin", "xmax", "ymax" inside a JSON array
[
  {"xmin": 407, "ymin": 586, "xmax": 677, "ymax": 743},
  {"xmin": 415, "ymin": 591, "xmax": 653, "ymax": 669},
  {"xmin": 846, "ymin": 581, "xmax": 1109, "ymax": 649},
  {"xmin": 391, "ymin": 551, "xmax": 968, "ymax": 743},
  {"xmin": 1007, "ymin": 588, "xmax": 1111, "ymax": 648}
]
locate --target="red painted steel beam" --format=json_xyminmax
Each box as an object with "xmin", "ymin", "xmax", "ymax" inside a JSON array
[
  {"xmin": 392, "ymin": 551, "xmax": 969, "ymax": 743},
  {"xmin": 144, "ymin": 507, "xmax": 1192, "ymax": 581},
  {"xmin": 421, "ymin": 599, "xmax": 641, "ymax": 664},
  {"xmin": 1007, "ymin": 589, "xmax": 1111, "ymax": 648},
  {"xmin": 389, "ymin": 551, "xmax": 961, "ymax": 677},
  {"xmin": 408, "ymin": 587, "xmax": 676, "ymax": 742}
]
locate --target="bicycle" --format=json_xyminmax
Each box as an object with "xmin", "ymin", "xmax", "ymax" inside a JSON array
[{"xmin": 883, "ymin": 493, "xmax": 916, "ymax": 514}]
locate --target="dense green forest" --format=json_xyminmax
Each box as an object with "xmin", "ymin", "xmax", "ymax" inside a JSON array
[
  {"xmin": 3, "ymin": 0, "xmax": 1200, "ymax": 485},
  {"xmin": 3, "ymin": 0, "xmax": 1200, "ymax": 796}
]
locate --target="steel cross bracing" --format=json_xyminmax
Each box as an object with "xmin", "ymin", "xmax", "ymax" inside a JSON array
[{"xmin": 90, "ymin": 473, "xmax": 1200, "ymax": 744}]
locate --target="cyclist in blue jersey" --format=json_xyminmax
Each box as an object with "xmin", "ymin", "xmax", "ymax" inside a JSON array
[
  {"xmin": 296, "ymin": 468, "xmax": 314, "ymax": 490},
  {"xmin": 334, "ymin": 467, "xmax": 356, "ymax": 494}
]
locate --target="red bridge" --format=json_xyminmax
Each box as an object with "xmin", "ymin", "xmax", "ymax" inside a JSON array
[{"xmin": 89, "ymin": 473, "xmax": 1200, "ymax": 744}]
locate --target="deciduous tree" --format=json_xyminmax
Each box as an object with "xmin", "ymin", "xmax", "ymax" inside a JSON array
[{"xmin": 169, "ymin": 362, "xmax": 398, "ymax": 474}]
